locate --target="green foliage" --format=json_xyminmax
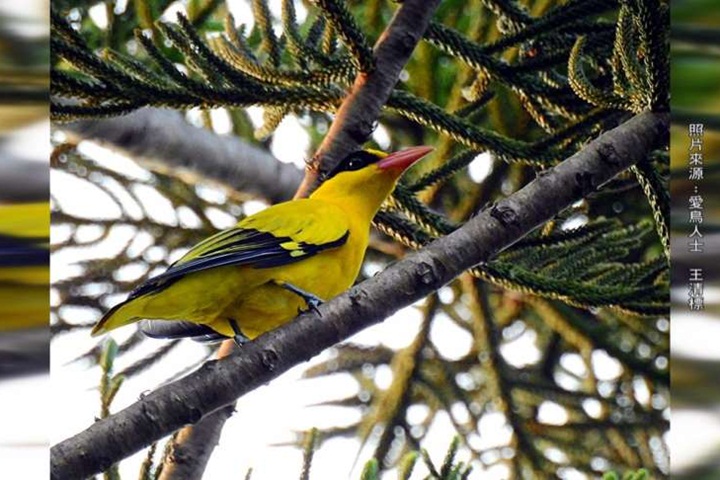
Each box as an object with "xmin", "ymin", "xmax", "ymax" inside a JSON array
[
  {"xmin": 484, "ymin": 219, "xmax": 668, "ymax": 317},
  {"xmin": 52, "ymin": 6, "xmax": 348, "ymax": 121},
  {"xmin": 99, "ymin": 338, "xmax": 124, "ymax": 418},
  {"xmin": 360, "ymin": 459, "xmax": 380, "ymax": 480},
  {"xmin": 309, "ymin": 0, "xmax": 375, "ymax": 73},
  {"xmin": 98, "ymin": 339, "xmax": 124, "ymax": 480},
  {"xmin": 604, "ymin": 468, "xmax": 650, "ymax": 480},
  {"xmin": 378, "ymin": 194, "xmax": 669, "ymax": 316},
  {"xmin": 353, "ymin": 437, "xmax": 473, "ymax": 479},
  {"xmin": 137, "ymin": 442, "xmax": 158, "ymax": 480},
  {"xmin": 300, "ymin": 428, "xmax": 319, "ymax": 480}
]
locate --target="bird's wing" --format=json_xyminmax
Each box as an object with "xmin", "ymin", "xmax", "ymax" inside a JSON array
[
  {"xmin": 128, "ymin": 199, "xmax": 350, "ymax": 299},
  {"xmin": 0, "ymin": 202, "xmax": 49, "ymax": 268}
]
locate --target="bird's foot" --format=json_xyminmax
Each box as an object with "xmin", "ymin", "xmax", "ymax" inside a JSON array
[
  {"xmin": 228, "ymin": 318, "xmax": 250, "ymax": 348},
  {"xmin": 233, "ymin": 335, "xmax": 248, "ymax": 348},
  {"xmin": 298, "ymin": 295, "xmax": 323, "ymax": 316},
  {"xmin": 276, "ymin": 281, "xmax": 324, "ymax": 316}
]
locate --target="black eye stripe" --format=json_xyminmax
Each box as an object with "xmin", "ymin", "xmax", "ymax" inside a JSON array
[{"xmin": 324, "ymin": 151, "xmax": 382, "ymax": 180}]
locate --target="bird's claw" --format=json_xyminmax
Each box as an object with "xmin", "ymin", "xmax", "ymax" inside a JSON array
[
  {"xmin": 308, "ymin": 297, "xmax": 323, "ymax": 315},
  {"xmin": 298, "ymin": 296, "xmax": 323, "ymax": 316},
  {"xmin": 278, "ymin": 281, "xmax": 324, "ymax": 316},
  {"xmin": 228, "ymin": 318, "xmax": 249, "ymax": 348}
]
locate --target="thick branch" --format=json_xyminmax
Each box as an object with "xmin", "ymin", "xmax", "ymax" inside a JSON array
[
  {"xmin": 294, "ymin": 0, "xmax": 442, "ymax": 198},
  {"xmin": 50, "ymin": 111, "xmax": 668, "ymax": 480},
  {"xmin": 156, "ymin": 404, "xmax": 235, "ymax": 480},
  {"xmin": 61, "ymin": 108, "xmax": 302, "ymax": 203}
]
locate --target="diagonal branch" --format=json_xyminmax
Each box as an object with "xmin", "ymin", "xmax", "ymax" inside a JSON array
[
  {"xmin": 50, "ymin": 111, "xmax": 668, "ymax": 480},
  {"xmin": 294, "ymin": 0, "xmax": 442, "ymax": 198},
  {"xmin": 60, "ymin": 108, "xmax": 303, "ymax": 203}
]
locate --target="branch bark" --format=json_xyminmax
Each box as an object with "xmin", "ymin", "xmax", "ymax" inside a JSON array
[
  {"xmin": 60, "ymin": 108, "xmax": 303, "ymax": 203},
  {"xmin": 50, "ymin": 111, "xmax": 668, "ymax": 480},
  {"xmin": 156, "ymin": 404, "xmax": 235, "ymax": 480},
  {"xmin": 294, "ymin": 0, "xmax": 442, "ymax": 198}
]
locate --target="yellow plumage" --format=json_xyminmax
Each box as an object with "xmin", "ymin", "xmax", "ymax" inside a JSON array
[
  {"xmin": 0, "ymin": 202, "xmax": 49, "ymax": 331},
  {"xmin": 0, "ymin": 202, "xmax": 49, "ymax": 239},
  {"xmin": 91, "ymin": 147, "xmax": 432, "ymax": 342}
]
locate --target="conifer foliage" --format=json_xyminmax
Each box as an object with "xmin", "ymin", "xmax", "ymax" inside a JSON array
[{"xmin": 51, "ymin": 0, "xmax": 669, "ymax": 478}]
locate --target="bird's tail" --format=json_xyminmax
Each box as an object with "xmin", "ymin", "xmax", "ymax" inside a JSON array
[{"xmin": 91, "ymin": 299, "xmax": 144, "ymax": 337}]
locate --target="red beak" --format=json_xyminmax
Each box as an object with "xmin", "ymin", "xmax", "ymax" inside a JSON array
[{"xmin": 377, "ymin": 146, "xmax": 434, "ymax": 171}]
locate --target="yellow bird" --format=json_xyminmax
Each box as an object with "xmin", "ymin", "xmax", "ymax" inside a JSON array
[{"xmin": 91, "ymin": 146, "xmax": 433, "ymax": 344}]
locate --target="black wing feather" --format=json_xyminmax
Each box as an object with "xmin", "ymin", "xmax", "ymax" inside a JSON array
[{"xmin": 128, "ymin": 229, "xmax": 349, "ymax": 300}]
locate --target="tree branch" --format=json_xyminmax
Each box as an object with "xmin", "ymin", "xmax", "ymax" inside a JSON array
[
  {"xmin": 50, "ymin": 111, "xmax": 668, "ymax": 480},
  {"xmin": 294, "ymin": 0, "xmax": 442, "ymax": 198},
  {"xmin": 60, "ymin": 108, "xmax": 302, "ymax": 203},
  {"xmin": 156, "ymin": 404, "xmax": 235, "ymax": 480}
]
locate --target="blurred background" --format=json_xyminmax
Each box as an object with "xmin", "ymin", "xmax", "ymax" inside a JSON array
[
  {"xmin": 0, "ymin": 0, "xmax": 49, "ymax": 477},
  {"xmin": 670, "ymin": 0, "xmax": 720, "ymax": 478}
]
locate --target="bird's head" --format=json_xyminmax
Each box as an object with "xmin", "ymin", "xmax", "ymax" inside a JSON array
[{"xmin": 310, "ymin": 146, "xmax": 433, "ymax": 216}]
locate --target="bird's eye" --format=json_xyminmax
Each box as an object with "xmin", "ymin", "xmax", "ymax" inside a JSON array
[{"xmin": 325, "ymin": 151, "xmax": 378, "ymax": 179}]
